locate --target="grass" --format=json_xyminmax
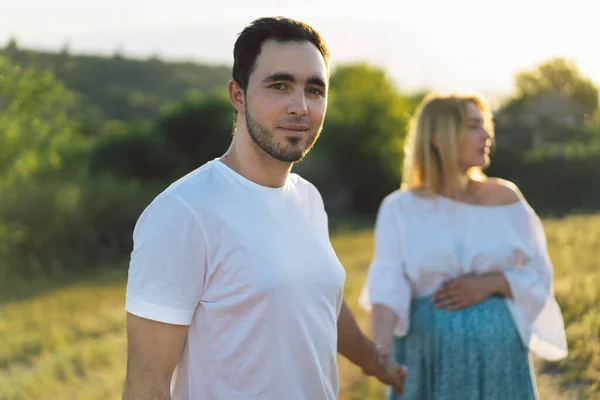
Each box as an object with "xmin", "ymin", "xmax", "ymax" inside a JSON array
[{"xmin": 0, "ymin": 213, "xmax": 598, "ymax": 399}]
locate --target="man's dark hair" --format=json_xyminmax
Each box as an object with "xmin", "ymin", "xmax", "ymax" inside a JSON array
[{"xmin": 232, "ymin": 16, "xmax": 330, "ymax": 92}]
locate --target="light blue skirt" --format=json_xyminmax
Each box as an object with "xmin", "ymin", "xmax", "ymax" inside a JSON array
[{"xmin": 389, "ymin": 295, "xmax": 538, "ymax": 400}]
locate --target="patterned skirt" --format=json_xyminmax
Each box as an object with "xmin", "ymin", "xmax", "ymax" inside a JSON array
[{"xmin": 389, "ymin": 295, "xmax": 538, "ymax": 400}]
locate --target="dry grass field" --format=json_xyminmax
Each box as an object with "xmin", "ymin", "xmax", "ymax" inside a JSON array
[{"xmin": 1, "ymin": 213, "xmax": 598, "ymax": 399}]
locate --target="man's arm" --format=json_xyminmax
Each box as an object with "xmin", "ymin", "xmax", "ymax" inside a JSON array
[
  {"xmin": 123, "ymin": 194, "xmax": 208, "ymax": 399},
  {"xmin": 122, "ymin": 313, "xmax": 188, "ymax": 400},
  {"xmin": 337, "ymin": 301, "xmax": 407, "ymax": 395},
  {"xmin": 337, "ymin": 301, "xmax": 378, "ymax": 370}
]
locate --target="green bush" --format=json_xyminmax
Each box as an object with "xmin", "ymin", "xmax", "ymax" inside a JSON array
[
  {"xmin": 0, "ymin": 177, "xmax": 163, "ymax": 279},
  {"xmin": 488, "ymin": 142, "xmax": 600, "ymax": 216},
  {"xmin": 156, "ymin": 92, "xmax": 233, "ymax": 178},
  {"xmin": 312, "ymin": 63, "xmax": 410, "ymax": 214},
  {"xmin": 89, "ymin": 120, "xmax": 174, "ymax": 182},
  {"xmin": 89, "ymin": 92, "xmax": 234, "ymax": 183}
]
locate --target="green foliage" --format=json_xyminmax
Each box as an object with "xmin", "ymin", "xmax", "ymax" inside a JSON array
[
  {"xmin": 0, "ymin": 177, "xmax": 163, "ymax": 278},
  {"xmin": 89, "ymin": 92, "xmax": 234, "ymax": 183},
  {"xmin": 0, "ymin": 45, "xmax": 599, "ymax": 284},
  {"xmin": 0, "ymin": 56, "xmax": 87, "ymax": 186},
  {"xmin": 0, "ymin": 51, "xmax": 235, "ymax": 279},
  {"xmin": 405, "ymin": 90, "xmax": 430, "ymax": 114},
  {"xmin": 487, "ymin": 143, "xmax": 600, "ymax": 216},
  {"xmin": 0, "ymin": 56, "xmax": 95, "ymax": 277},
  {"xmin": 0, "ymin": 47, "xmax": 231, "ymax": 122},
  {"xmin": 514, "ymin": 57, "xmax": 599, "ymax": 112},
  {"xmin": 89, "ymin": 120, "xmax": 173, "ymax": 182},
  {"xmin": 156, "ymin": 91, "xmax": 234, "ymax": 177},
  {"xmin": 585, "ymin": 115, "xmax": 600, "ymax": 135},
  {"xmin": 315, "ymin": 63, "xmax": 410, "ymax": 213}
]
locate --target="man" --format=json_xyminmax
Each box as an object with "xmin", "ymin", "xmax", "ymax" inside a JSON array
[{"xmin": 122, "ymin": 16, "xmax": 407, "ymax": 400}]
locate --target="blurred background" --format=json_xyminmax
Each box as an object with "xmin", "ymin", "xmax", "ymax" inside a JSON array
[{"xmin": 0, "ymin": 1, "xmax": 598, "ymax": 399}]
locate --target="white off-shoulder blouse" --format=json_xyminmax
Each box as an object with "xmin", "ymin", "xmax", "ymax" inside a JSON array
[{"xmin": 359, "ymin": 190, "xmax": 568, "ymax": 361}]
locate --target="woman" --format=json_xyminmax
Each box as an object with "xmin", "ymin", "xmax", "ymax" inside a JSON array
[{"xmin": 359, "ymin": 93, "xmax": 568, "ymax": 399}]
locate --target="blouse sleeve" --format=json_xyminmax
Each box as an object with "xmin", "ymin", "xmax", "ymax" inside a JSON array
[
  {"xmin": 503, "ymin": 203, "xmax": 568, "ymax": 361},
  {"xmin": 359, "ymin": 195, "xmax": 412, "ymax": 337}
]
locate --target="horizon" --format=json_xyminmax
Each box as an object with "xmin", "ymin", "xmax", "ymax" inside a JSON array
[{"xmin": 2, "ymin": 0, "xmax": 599, "ymax": 105}]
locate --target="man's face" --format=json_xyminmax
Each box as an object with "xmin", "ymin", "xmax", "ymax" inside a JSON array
[{"xmin": 242, "ymin": 39, "xmax": 328, "ymax": 163}]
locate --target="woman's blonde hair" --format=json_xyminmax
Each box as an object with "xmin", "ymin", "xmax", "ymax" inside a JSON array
[{"xmin": 401, "ymin": 92, "xmax": 494, "ymax": 195}]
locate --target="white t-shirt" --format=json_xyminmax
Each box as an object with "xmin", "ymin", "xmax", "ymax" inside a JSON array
[
  {"xmin": 126, "ymin": 158, "xmax": 347, "ymax": 400},
  {"xmin": 359, "ymin": 190, "xmax": 568, "ymax": 361}
]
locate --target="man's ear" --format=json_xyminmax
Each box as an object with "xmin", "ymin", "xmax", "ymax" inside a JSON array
[
  {"xmin": 430, "ymin": 134, "xmax": 439, "ymax": 149},
  {"xmin": 228, "ymin": 80, "xmax": 245, "ymax": 114}
]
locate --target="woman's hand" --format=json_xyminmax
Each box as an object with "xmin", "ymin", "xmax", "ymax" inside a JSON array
[{"xmin": 432, "ymin": 274, "xmax": 501, "ymax": 311}]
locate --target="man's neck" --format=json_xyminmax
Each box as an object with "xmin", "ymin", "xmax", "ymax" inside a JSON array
[{"xmin": 220, "ymin": 133, "xmax": 293, "ymax": 189}]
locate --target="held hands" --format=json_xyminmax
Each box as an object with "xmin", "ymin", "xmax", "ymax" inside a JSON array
[
  {"xmin": 362, "ymin": 343, "xmax": 408, "ymax": 396},
  {"xmin": 432, "ymin": 273, "xmax": 496, "ymax": 311}
]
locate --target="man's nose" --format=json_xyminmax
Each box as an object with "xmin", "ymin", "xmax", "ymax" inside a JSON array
[{"xmin": 287, "ymin": 90, "xmax": 308, "ymax": 116}]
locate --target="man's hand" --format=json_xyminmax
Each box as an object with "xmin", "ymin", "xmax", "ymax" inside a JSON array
[
  {"xmin": 361, "ymin": 344, "xmax": 408, "ymax": 396},
  {"xmin": 433, "ymin": 274, "xmax": 503, "ymax": 311},
  {"xmin": 336, "ymin": 301, "xmax": 407, "ymax": 395}
]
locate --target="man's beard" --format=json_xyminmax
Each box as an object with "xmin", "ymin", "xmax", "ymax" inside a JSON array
[{"xmin": 245, "ymin": 105, "xmax": 320, "ymax": 163}]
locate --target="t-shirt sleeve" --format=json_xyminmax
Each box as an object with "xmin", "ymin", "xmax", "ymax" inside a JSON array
[{"xmin": 125, "ymin": 192, "xmax": 208, "ymax": 325}]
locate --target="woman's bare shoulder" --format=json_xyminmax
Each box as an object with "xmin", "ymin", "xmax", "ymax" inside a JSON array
[{"xmin": 478, "ymin": 177, "xmax": 525, "ymax": 206}]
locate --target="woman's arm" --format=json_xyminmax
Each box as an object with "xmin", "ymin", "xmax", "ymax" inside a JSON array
[
  {"xmin": 481, "ymin": 271, "xmax": 513, "ymax": 298},
  {"xmin": 432, "ymin": 272, "xmax": 513, "ymax": 311},
  {"xmin": 358, "ymin": 195, "xmax": 412, "ymax": 354},
  {"xmin": 371, "ymin": 304, "xmax": 400, "ymax": 356}
]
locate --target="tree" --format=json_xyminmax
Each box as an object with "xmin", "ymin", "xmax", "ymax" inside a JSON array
[
  {"xmin": 311, "ymin": 62, "xmax": 410, "ymax": 214},
  {"xmin": 0, "ymin": 56, "xmax": 90, "ymax": 277},
  {"xmin": 60, "ymin": 40, "xmax": 71, "ymax": 56},
  {"xmin": 406, "ymin": 90, "xmax": 430, "ymax": 115},
  {"xmin": 515, "ymin": 57, "xmax": 599, "ymax": 112},
  {"xmin": 90, "ymin": 90, "xmax": 235, "ymax": 182},
  {"xmin": 0, "ymin": 56, "xmax": 86, "ymax": 185},
  {"xmin": 156, "ymin": 91, "xmax": 234, "ymax": 178},
  {"xmin": 89, "ymin": 120, "xmax": 172, "ymax": 181},
  {"xmin": 4, "ymin": 36, "xmax": 18, "ymax": 52}
]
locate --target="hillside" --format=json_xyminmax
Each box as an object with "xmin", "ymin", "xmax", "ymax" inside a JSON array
[{"xmin": 1, "ymin": 42, "xmax": 231, "ymax": 122}]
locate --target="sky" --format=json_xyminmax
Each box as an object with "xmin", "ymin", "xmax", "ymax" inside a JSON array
[{"xmin": 1, "ymin": 0, "xmax": 597, "ymax": 103}]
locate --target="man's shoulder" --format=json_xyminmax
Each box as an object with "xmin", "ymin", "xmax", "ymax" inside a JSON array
[
  {"xmin": 289, "ymin": 172, "xmax": 322, "ymax": 196},
  {"xmin": 152, "ymin": 160, "xmax": 231, "ymax": 213},
  {"xmin": 138, "ymin": 161, "xmax": 221, "ymax": 222},
  {"xmin": 165, "ymin": 160, "xmax": 220, "ymax": 195}
]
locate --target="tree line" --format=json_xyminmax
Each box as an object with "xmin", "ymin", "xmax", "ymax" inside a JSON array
[{"xmin": 0, "ymin": 44, "xmax": 598, "ymax": 280}]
